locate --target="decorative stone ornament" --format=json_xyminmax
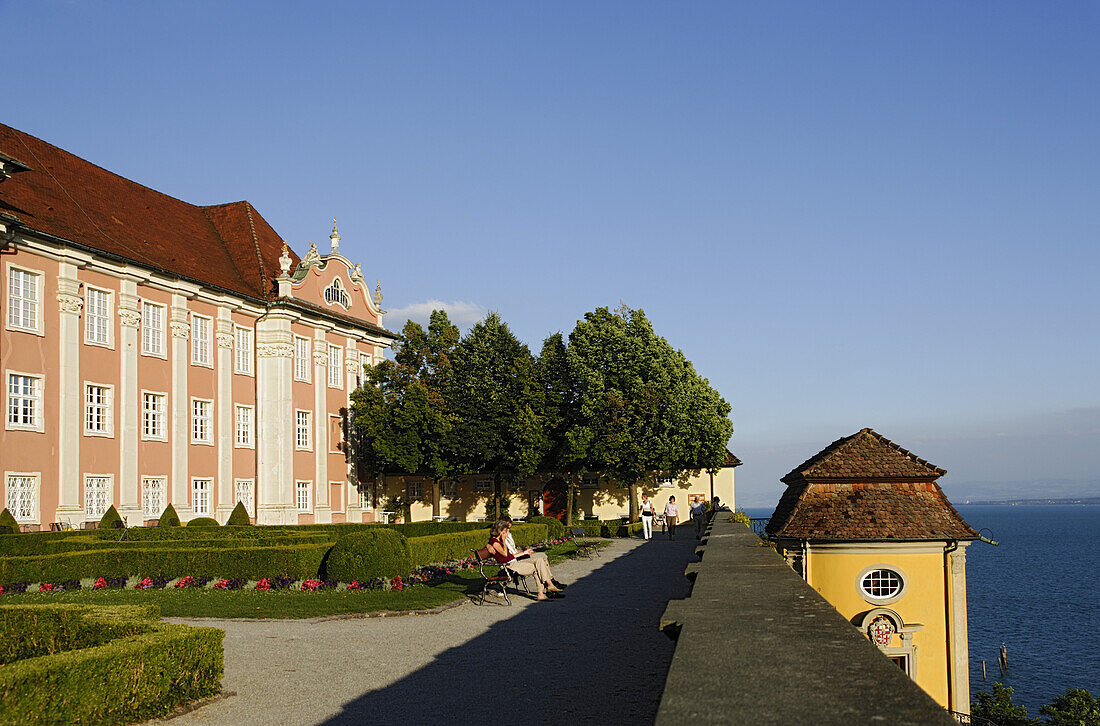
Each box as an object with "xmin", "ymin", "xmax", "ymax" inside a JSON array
[
  {"xmin": 374, "ymin": 280, "xmax": 383, "ymax": 307},
  {"xmin": 350, "ymin": 262, "xmax": 364, "ymax": 285},
  {"xmin": 329, "ymin": 218, "xmax": 340, "ymax": 253},
  {"xmin": 869, "ymin": 615, "xmax": 895, "ymax": 646},
  {"xmin": 313, "ymin": 350, "xmax": 329, "ymax": 366},
  {"xmin": 278, "ymin": 243, "xmax": 292, "ymax": 276},
  {"xmin": 170, "ymin": 322, "xmax": 191, "ymax": 339},
  {"xmin": 301, "ymin": 241, "xmax": 321, "ymax": 267},
  {"xmin": 57, "ymin": 293, "xmax": 84, "ymax": 314},
  {"xmin": 216, "ymin": 331, "xmax": 234, "ymax": 349},
  {"xmin": 257, "ymin": 342, "xmax": 294, "ymax": 358},
  {"xmin": 119, "ymin": 309, "xmax": 141, "ymax": 328}
]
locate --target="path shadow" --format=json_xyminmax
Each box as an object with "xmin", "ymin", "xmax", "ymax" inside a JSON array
[{"xmin": 319, "ymin": 532, "xmax": 700, "ymax": 725}]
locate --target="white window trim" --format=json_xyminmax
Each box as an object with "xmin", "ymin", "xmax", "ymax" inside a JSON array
[
  {"xmin": 141, "ymin": 476, "xmax": 166, "ymax": 518},
  {"xmin": 5, "ymin": 263, "xmax": 45, "ymax": 336},
  {"xmin": 190, "ymin": 397, "xmax": 214, "ymax": 445},
  {"xmin": 190, "ymin": 313, "xmax": 213, "ymax": 367},
  {"xmin": 234, "ymin": 325, "xmax": 254, "ymax": 376},
  {"xmin": 83, "ymin": 284, "xmax": 114, "ymax": 348},
  {"xmin": 328, "ymin": 414, "xmax": 343, "ymax": 453},
  {"xmin": 191, "ymin": 477, "xmax": 212, "ymax": 516},
  {"xmin": 234, "ymin": 478, "xmax": 255, "ymax": 517},
  {"xmin": 83, "ymin": 474, "xmax": 113, "ymax": 520},
  {"xmin": 857, "ymin": 565, "xmax": 909, "ymax": 605},
  {"xmin": 4, "ymin": 471, "xmax": 40, "ymax": 524},
  {"xmin": 296, "ymin": 480, "xmax": 313, "ymax": 513},
  {"xmin": 6, "ymin": 370, "xmax": 45, "ymax": 433},
  {"xmin": 140, "ymin": 300, "xmax": 167, "ymax": 359},
  {"xmin": 235, "ymin": 404, "xmax": 255, "ymax": 449},
  {"xmin": 294, "ymin": 335, "xmax": 311, "ymax": 382},
  {"xmin": 140, "ymin": 389, "xmax": 168, "ymax": 442},
  {"xmin": 328, "ymin": 345, "xmax": 343, "ymax": 388},
  {"xmin": 83, "ymin": 381, "xmax": 115, "ymax": 438},
  {"xmin": 295, "ymin": 409, "xmax": 313, "ymax": 451},
  {"xmin": 407, "ymin": 481, "xmax": 424, "ymax": 500}
]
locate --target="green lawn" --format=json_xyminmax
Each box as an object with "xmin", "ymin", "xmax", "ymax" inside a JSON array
[{"xmin": 0, "ymin": 541, "xmax": 608, "ymax": 619}]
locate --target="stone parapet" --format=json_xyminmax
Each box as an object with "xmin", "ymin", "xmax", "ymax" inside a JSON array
[{"xmin": 656, "ymin": 515, "xmax": 957, "ymax": 726}]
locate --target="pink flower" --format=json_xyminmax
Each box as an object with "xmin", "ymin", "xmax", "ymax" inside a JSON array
[
  {"xmin": 175, "ymin": 576, "xmax": 193, "ymax": 588},
  {"xmin": 135, "ymin": 577, "xmax": 152, "ymax": 590},
  {"xmin": 255, "ymin": 578, "xmax": 271, "ymax": 591},
  {"xmin": 0, "ymin": 585, "xmax": 4, "ymax": 595},
  {"xmin": 348, "ymin": 580, "xmax": 360, "ymax": 591},
  {"xmin": 39, "ymin": 583, "xmax": 54, "ymax": 592},
  {"xmin": 93, "ymin": 577, "xmax": 107, "ymax": 590},
  {"xmin": 213, "ymin": 579, "xmax": 230, "ymax": 590},
  {"xmin": 301, "ymin": 579, "xmax": 320, "ymax": 591},
  {"xmin": 389, "ymin": 576, "xmax": 403, "ymax": 591}
]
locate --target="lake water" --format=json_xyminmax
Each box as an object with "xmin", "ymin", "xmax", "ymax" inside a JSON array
[{"xmin": 746, "ymin": 504, "xmax": 1100, "ymax": 716}]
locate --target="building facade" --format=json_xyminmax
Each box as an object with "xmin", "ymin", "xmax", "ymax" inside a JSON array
[
  {"xmin": 765, "ymin": 428, "xmax": 976, "ymax": 714},
  {"xmin": 1, "ymin": 124, "xmax": 395, "ymax": 529}
]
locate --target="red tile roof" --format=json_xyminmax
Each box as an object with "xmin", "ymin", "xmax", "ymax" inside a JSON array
[
  {"xmin": 0, "ymin": 123, "xmax": 297, "ymax": 301},
  {"xmin": 725, "ymin": 449, "xmax": 742, "ymax": 467},
  {"xmin": 767, "ymin": 429, "xmax": 976, "ymax": 541}
]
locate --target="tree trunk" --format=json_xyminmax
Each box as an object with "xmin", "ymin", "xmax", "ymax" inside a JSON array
[
  {"xmin": 493, "ymin": 473, "xmax": 501, "ymax": 520},
  {"xmin": 565, "ymin": 483, "xmax": 575, "ymax": 527},
  {"xmin": 629, "ymin": 482, "xmax": 639, "ymax": 522},
  {"xmin": 432, "ymin": 479, "xmax": 441, "ymax": 519}
]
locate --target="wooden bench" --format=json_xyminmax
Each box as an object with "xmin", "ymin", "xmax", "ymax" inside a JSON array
[
  {"xmin": 567, "ymin": 526, "xmax": 599, "ymax": 559},
  {"xmin": 470, "ymin": 547, "xmax": 514, "ymax": 605}
]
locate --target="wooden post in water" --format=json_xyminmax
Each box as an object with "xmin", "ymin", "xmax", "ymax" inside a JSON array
[
  {"xmin": 998, "ymin": 643, "xmax": 1008, "ymax": 677},
  {"xmin": 982, "ymin": 660, "xmax": 987, "ymax": 681}
]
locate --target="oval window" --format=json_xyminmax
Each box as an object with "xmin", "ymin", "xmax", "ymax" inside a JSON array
[{"xmin": 859, "ymin": 568, "xmax": 905, "ymax": 601}]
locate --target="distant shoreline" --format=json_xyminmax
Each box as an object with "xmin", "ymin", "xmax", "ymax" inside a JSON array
[{"xmin": 959, "ymin": 498, "xmax": 1100, "ymax": 506}]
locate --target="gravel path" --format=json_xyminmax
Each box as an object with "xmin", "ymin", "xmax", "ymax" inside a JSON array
[{"xmin": 162, "ymin": 531, "xmax": 698, "ymax": 726}]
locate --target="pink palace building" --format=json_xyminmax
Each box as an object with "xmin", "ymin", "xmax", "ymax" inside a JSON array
[{"xmin": 0, "ymin": 124, "xmax": 396, "ymax": 529}]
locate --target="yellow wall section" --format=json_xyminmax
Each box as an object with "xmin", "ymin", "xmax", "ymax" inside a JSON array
[{"xmin": 807, "ymin": 548, "xmax": 951, "ymax": 708}]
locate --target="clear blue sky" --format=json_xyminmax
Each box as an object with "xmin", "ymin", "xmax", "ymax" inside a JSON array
[{"xmin": 5, "ymin": 1, "xmax": 1098, "ymax": 505}]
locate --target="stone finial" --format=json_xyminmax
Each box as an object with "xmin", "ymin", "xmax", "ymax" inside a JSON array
[
  {"xmin": 330, "ymin": 218, "xmax": 340, "ymax": 253},
  {"xmin": 278, "ymin": 243, "xmax": 292, "ymax": 276},
  {"xmin": 374, "ymin": 280, "xmax": 383, "ymax": 306}
]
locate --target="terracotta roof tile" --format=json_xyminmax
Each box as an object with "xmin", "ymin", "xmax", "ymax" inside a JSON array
[
  {"xmin": 0, "ymin": 123, "xmax": 298, "ymax": 301},
  {"xmin": 781, "ymin": 428, "xmax": 945, "ymax": 483}
]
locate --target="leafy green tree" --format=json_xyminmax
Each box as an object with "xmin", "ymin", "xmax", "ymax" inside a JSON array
[
  {"xmin": 1040, "ymin": 688, "xmax": 1100, "ymax": 726},
  {"xmin": 446, "ymin": 312, "xmax": 549, "ymax": 520},
  {"xmin": 537, "ymin": 332, "xmax": 585, "ymax": 524},
  {"xmin": 971, "ymin": 683, "xmax": 1039, "ymax": 726},
  {"xmin": 564, "ymin": 306, "xmax": 733, "ymax": 521}
]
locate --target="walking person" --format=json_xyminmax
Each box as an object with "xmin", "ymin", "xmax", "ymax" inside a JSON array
[
  {"xmin": 664, "ymin": 496, "xmax": 679, "ymax": 540},
  {"xmin": 640, "ymin": 494, "xmax": 655, "ymax": 540},
  {"xmin": 691, "ymin": 495, "xmax": 706, "ymax": 539}
]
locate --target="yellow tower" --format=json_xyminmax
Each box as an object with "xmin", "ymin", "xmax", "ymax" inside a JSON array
[{"xmin": 766, "ymin": 428, "xmax": 976, "ymax": 714}]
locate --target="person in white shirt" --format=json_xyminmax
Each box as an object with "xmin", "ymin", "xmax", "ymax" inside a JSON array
[
  {"xmin": 664, "ymin": 496, "xmax": 679, "ymax": 540},
  {"xmin": 690, "ymin": 496, "xmax": 707, "ymax": 539},
  {"xmin": 502, "ymin": 516, "xmax": 566, "ymax": 590},
  {"xmin": 640, "ymin": 494, "xmax": 655, "ymax": 540}
]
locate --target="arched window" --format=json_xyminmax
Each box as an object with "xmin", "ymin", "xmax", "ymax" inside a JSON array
[
  {"xmin": 324, "ymin": 278, "xmax": 350, "ymax": 309},
  {"xmin": 857, "ymin": 565, "xmax": 908, "ymax": 604}
]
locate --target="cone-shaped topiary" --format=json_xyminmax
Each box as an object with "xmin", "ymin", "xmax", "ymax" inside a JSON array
[
  {"xmin": 187, "ymin": 517, "xmax": 219, "ymax": 527},
  {"xmin": 99, "ymin": 505, "xmax": 124, "ymax": 530},
  {"xmin": 0, "ymin": 508, "xmax": 20, "ymax": 535},
  {"xmin": 325, "ymin": 530, "xmax": 411, "ymax": 582},
  {"xmin": 226, "ymin": 501, "xmax": 252, "ymax": 526},
  {"xmin": 158, "ymin": 503, "xmax": 181, "ymax": 527}
]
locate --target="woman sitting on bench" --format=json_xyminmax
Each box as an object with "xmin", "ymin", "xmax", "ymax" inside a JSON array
[{"xmin": 487, "ymin": 519, "xmax": 564, "ymax": 602}]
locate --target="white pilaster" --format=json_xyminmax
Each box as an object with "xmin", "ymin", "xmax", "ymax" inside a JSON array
[
  {"xmin": 313, "ymin": 330, "xmax": 331, "ymax": 522},
  {"xmin": 117, "ymin": 280, "xmax": 142, "ymax": 524},
  {"xmin": 947, "ymin": 545, "xmax": 971, "ymax": 714},
  {"xmin": 256, "ymin": 315, "xmax": 295, "ymax": 524},
  {"xmin": 55, "ymin": 262, "xmax": 83, "ymax": 522},
  {"xmin": 215, "ymin": 308, "xmax": 235, "ymax": 521},
  {"xmin": 170, "ymin": 294, "xmax": 191, "ymax": 519}
]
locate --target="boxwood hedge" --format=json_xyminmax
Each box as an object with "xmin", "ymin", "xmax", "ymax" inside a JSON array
[
  {"xmin": 0, "ymin": 604, "xmax": 222, "ymax": 726},
  {"xmin": 407, "ymin": 523, "xmax": 548, "ymax": 566}
]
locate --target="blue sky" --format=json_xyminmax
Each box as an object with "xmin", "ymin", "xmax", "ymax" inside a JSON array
[{"xmin": 4, "ymin": 1, "xmax": 1098, "ymax": 505}]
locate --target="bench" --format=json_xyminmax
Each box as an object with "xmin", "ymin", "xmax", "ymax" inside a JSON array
[
  {"xmin": 470, "ymin": 547, "xmax": 515, "ymax": 605},
  {"xmin": 567, "ymin": 526, "xmax": 599, "ymax": 559}
]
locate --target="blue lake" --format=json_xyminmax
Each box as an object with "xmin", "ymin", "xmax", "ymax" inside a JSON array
[{"xmin": 746, "ymin": 504, "xmax": 1100, "ymax": 716}]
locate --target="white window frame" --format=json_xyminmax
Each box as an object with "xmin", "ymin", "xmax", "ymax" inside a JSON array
[
  {"xmin": 141, "ymin": 390, "xmax": 167, "ymax": 441},
  {"xmin": 294, "ymin": 335, "xmax": 311, "ymax": 382},
  {"xmin": 296, "ymin": 480, "xmax": 312, "ymax": 513},
  {"xmin": 84, "ymin": 382, "xmax": 114, "ymax": 437},
  {"xmin": 235, "ymin": 404, "xmax": 254, "ymax": 448},
  {"xmin": 407, "ymin": 481, "xmax": 424, "ymax": 500},
  {"xmin": 234, "ymin": 478, "xmax": 255, "ymax": 517},
  {"xmin": 357, "ymin": 487, "xmax": 369, "ymax": 510},
  {"xmin": 295, "ymin": 409, "xmax": 312, "ymax": 451},
  {"xmin": 857, "ymin": 566, "xmax": 909, "ymax": 605},
  {"xmin": 474, "ymin": 478, "xmax": 493, "ymax": 493},
  {"xmin": 84, "ymin": 285, "xmax": 113, "ymax": 347},
  {"xmin": 323, "ymin": 278, "xmax": 350, "ymax": 309},
  {"xmin": 234, "ymin": 326, "xmax": 254, "ymax": 375},
  {"xmin": 141, "ymin": 476, "xmax": 166, "ymax": 518},
  {"xmin": 5, "ymin": 472, "xmax": 39, "ymax": 523},
  {"xmin": 141, "ymin": 301, "xmax": 166, "ymax": 358},
  {"xmin": 328, "ymin": 345, "xmax": 343, "ymax": 388},
  {"xmin": 656, "ymin": 475, "xmax": 674, "ymax": 488},
  {"xmin": 6, "ymin": 371, "xmax": 44, "ymax": 432},
  {"xmin": 191, "ymin": 314, "xmax": 212, "ymax": 367},
  {"xmin": 84, "ymin": 475, "xmax": 112, "ymax": 520},
  {"xmin": 191, "ymin": 397, "xmax": 213, "ymax": 445},
  {"xmin": 5, "ymin": 264, "xmax": 44, "ymax": 336},
  {"xmin": 191, "ymin": 478, "xmax": 212, "ymax": 516}
]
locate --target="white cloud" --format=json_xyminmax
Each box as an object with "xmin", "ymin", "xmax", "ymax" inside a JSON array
[{"xmin": 384, "ymin": 299, "xmax": 487, "ymax": 332}]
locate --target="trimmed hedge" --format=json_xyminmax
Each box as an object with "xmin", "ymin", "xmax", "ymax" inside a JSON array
[
  {"xmin": 99, "ymin": 505, "xmax": 124, "ymax": 530},
  {"xmin": 2, "ymin": 533, "xmax": 331, "ymax": 557},
  {"xmin": 158, "ymin": 504, "xmax": 181, "ymax": 527},
  {"xmin": 576, "ymin": 520, "xmax": 644, "ymax": 538},
  {"xmin": 407, "ymin": 523, "xmax": 548, "ymax": 567},
  {"xmin": 226, "ymin": 501, "xmax": 251, "ymax": 526},
  {"xmin": 324, "ymin": 530, "xmax": 411, "ymax": 581},
  {"xmin": 0, "ymin": 508, "xmax": 21, "ymax": 535},
  {"xmin": 186, "ymin": 517, "xmax": 219, "ymax": 528},
  {"xmin": 526, "ymin": 515, "xmax": 565, "ymax": 539},
  {"xmin": 0, "ymin": 531, "xmax": 84, "ymax": 556},
  {"xmin": 0, "ymin": 604, "xmax": 222, "ymax": 725},
  {"xmin": 0, "ymin": 543, "xmax": 333, "ymax": 585}
]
